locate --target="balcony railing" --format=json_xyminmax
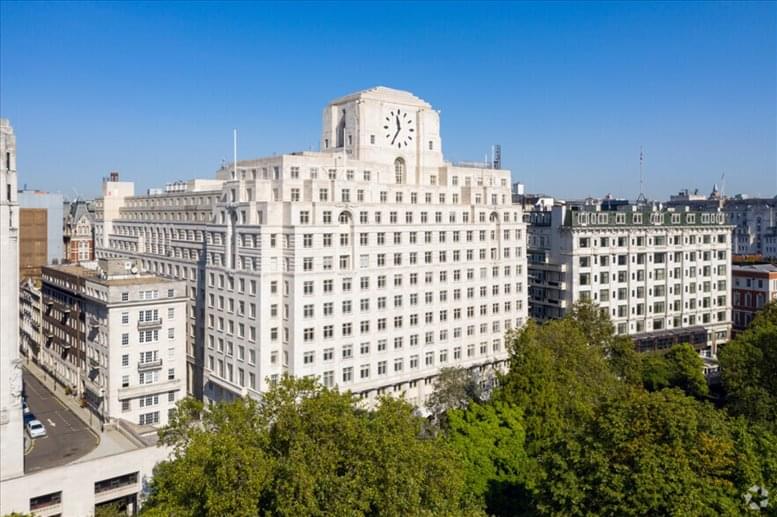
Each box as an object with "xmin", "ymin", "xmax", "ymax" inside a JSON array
[
  {"xmin": 137, "ymin": 318, "xmax": 163, "ymax": 329},
  {"xmin": 137, "ymin": 359, "xmax": 162, "ymax": 370}
]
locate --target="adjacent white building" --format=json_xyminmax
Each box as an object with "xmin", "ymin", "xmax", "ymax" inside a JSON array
[
  {"xmin": 96, "ymin": 87, "xmax": 529, "ymax": 406},
  {"xmin": 0, "ymin": 118, "xmax": 24, "ymax": 481},
  {"xmin": 19, "ymin": 278, "xmax": 43, "ymax": 362},
  {"xmin": 40, "ymin": 259, "xmax": 187, "ymax": 427},
  {"xmin": 528, "ymin": 200, "xmax": 732, "ymax": 356}
]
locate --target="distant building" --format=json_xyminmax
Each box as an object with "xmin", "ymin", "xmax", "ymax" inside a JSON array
[
  {"xmin": 19, "ymin": 278, "xmax": 43, "ymax": 362},
  {"xmin": 763, "ymin": 227, "xmax": 777, "ymax": 259},
  {"xmin": 19, "ymin": 206, "xmax": 48, "ymax": 280},
  {"xmin": 63, "ymin": 199, "xmax": 95, "ymax": 263},
  {"xmin": 41, "ymin": 258, "xmax": 187, "ymax": 427},
  {"xmin": 18, "ymin": 189, "xmax": 64, "ymax": 279},
  {"xmin": 18, "ymin": 189, "xmax": 64, "ymax": 262},
  {"xmin": 732, "ymin": 263, "xmax": 777, "ymax": 332},
  {"xmin": 666, "ymin": 186, "xmax": 776, "ymax": 257},
  {"xmin": 527, "ymin": 199, "xmax": 732, "ymax": 356}
]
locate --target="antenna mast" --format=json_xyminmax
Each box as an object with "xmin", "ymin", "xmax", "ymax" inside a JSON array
[
  {"xmin": 233, "ymin": 128, "xmax": 238, "ymax": 180},
  {"xmin": 639, "ymin": 145, "xmax": 644, "ymax": 198}
]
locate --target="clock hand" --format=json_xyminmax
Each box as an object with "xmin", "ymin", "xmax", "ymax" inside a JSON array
[{"xmin": 391, "ymin": 115, "xmax": 401, "ymax": 144}]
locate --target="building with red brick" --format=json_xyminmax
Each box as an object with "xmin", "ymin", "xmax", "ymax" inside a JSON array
[
  {"xmin": 63, "ymin": 200, "xmax": 95, "ymax": 263},
  {"xmin": 732, "ymin": 263, "xmax": 777, "ymax": 331}
]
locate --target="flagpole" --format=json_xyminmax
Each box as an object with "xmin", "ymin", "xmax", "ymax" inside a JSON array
[{"xmin": 639, "ymin": 145, "xmax": 644, "ymax": 199}]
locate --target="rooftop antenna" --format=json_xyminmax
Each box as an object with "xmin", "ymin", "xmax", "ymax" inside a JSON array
[
  {"xmin": 639, "ymin": 146, "xmax": 644, "ymax": 197},
  {"xmin": 232, "ymin": 129, "xmax": 238, "ymax": 180},
  {"xmin": 636, "ymin": 146, "xmax": 647, "ymax": 204}
]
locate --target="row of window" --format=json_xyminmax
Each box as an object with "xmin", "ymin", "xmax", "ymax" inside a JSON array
[
  {"xmin": 577, "ymin": 250, "xmax": 727, "ymax": 267},
  {"xmin": 232, "ymin": 164, "xmax": 507, "ymax": 189},
  {"xmin": 577, "ymin": 233, "xmax": 727, "ymax": 248},
  {"xmin": 578, "ymin": 268, "xmax": 727, "ymax": 286},
  {"xmin": 301, "ymin": 319, "xmax": 511, "ymax": 343}
]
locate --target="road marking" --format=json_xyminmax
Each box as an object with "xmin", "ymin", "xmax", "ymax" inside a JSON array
[{"xmin": 47, "ymin": 418, "xmax": 56, "ymax": 427}]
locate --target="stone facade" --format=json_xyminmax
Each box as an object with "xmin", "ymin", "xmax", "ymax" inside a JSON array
[
  {"xmin": 0, "ymin": 118, "xmax": 24, "ymax": 480},
  {"xmin": 96, "ymin": 87, "xmax": 529, "ymax": 407},
  {"xmin": 528, "ymin": 200, "xmax": 733, "ymax": 356},
  {"xmin": 40, "ymin": 259, "xmax": 187, "ymax": 427}
]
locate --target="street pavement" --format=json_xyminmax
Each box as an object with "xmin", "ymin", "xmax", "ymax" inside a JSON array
[{"xmin": 23, "ymin": 370, "xmax": 99, "ymax": 473}]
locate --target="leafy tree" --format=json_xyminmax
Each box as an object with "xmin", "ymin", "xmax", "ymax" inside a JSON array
[
  {"xmin": 445, "ymin": 401, "xmax": 531, "ymax": 515},
  {"xmin": 94, "ymin": 501, "xmax": 129, "ymax": 517},
  {"xmin": 606, "ymin": 334, "xmax": 644, "ymax": 386},
  {"xmin": 143, "ymin": 376, "xmax": 477, "ymax": 517},
  {"xmin": 426, "ymin": 367, "xmax": 484, "ymax": 426},
  {"xmin": 642, "ymin": 343, "xmax": 709, "ymax": 398},
  {"xmin": 495, "ymin": 310, "xmax": 777, "ymax": 516},
  {"xmin": 567, "ymin": 299, "xmax": 617, "ymax": 349},
  {"xmin": 719, "ymin": 301, "xmax": 777, "ymax": 431},
  {"xmin": 144, "ymin": 396, "xmax": 270, "ymax": 517}
]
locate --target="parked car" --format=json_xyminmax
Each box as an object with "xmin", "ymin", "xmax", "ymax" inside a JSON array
[
  {"xmin": 23, "ymin": 412, "xmax": 35, "ymax": 424},
  {"xmin": 26, "ymin": 419, "xmax": 46, "ymax": 438},
  {"xmin": 22, "ymin": 399, "xmax": 30, "ymax": 415}
]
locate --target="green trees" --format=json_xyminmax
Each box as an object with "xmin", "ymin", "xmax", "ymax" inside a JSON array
[
  {"xmin": 141, "ymin": 301, "xmax": 777, "ymax": 516},
  {"xmin": 425, "ymin": 366, "xmax": 484, "ymax": 425},
  {"xmin": 719, "ymin": 302, "xmax": 777, "ymax": 431},
  {"xmin": 641, "ymin": 343, "xmax": 709, "ymax": 398},
  {"xmin": 454, "ymin": 302, "xmax": 777, "ymax": 516},
  {"xmin": 143, "ymin": 376, "xmax": 475, "ymax": 517},
  {"xmin": 445, "ymin": 401, "xmax": 529, "ymax": 514}
]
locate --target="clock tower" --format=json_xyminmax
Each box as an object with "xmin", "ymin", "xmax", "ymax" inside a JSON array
[{"xmin": 321, "ymin": 87, "xmax": 445, "ymax": 185}]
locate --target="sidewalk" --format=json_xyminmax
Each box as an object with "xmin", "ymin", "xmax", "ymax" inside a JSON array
[{"xmin": 23, "ymin": 358, "xmax": 104, "ymax": 434}]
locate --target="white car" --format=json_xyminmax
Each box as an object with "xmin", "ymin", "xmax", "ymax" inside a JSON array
[
  {"xmin": 22, "ymin": 400, "xmax": 30, "ymax": 415},
  {"xmin": 26, "ymin": 419, "xmax": 46, "ymax": 438}
]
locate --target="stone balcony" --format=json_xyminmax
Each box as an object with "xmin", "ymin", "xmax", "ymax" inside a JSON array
[
  {"xmin": 137, "ymin": 318, "xmax": 162, "ymax": 330},
  {"xmin": 137, "ymin": 359, "xmax": 162, "ymax": 371}
]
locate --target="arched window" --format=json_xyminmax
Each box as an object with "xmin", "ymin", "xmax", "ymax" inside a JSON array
[{"xmin": 394, "ymin": 158, "xmax": 405, "ymax": 185}]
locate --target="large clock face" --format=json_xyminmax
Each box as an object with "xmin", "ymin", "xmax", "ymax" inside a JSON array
[{"xmin": 384, "ymin": 108, "xmax": 414, "ymax": 149}]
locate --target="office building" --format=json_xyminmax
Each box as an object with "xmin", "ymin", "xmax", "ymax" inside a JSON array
[
  {"xmin": 527, "ymin": 199, "xmax": 732, "ymax": 355},
  {"xmin": 96, "ymin": 87, "xmax": 529, "ymax": 406},
  {"xmin": 40, "ymin": 258, "xmax": 187, "ymax": 427}
]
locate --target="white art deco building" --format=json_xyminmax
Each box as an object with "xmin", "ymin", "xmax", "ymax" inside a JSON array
[
  {"xmin": 96, "ymin": 87, "xmax": 529, "ymax": 406},
  {"xmin": 1, "ymin": 118, "xmax": 24, "ymax": 480}
]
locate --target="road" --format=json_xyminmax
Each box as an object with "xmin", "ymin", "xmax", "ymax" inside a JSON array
[{"xmin": 23, "ymin": 370, "xmax": 99, "ymax": 473}]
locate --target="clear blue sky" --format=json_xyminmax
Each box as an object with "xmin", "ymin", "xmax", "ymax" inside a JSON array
[{"xmin": 1, "ymin": 1, "xmax": 775, "ymax": 200}]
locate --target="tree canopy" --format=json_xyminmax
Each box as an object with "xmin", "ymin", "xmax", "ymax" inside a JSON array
[
  {"xmin": 140, "ymin": 301, "xmax": 777, "ymax": 517},
  {"xmin": 143, "ymin": 376, "xmax": 477, "ymax": 517}
]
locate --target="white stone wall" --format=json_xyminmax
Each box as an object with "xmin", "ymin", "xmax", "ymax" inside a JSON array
[
  {"xmin": 0, "ymin": 118, "xmax": 24, "ymax": 481},
  {"xmin": 528, "ymin": 203, "xmax": 733, "ymax": 354},
  {"xmin": 96, "ymin": 88, "xmax": 530, "ymax": 406},
  {"xmin": 0, "ymin": 444, "xmax": 170, "ymax": 516}
]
